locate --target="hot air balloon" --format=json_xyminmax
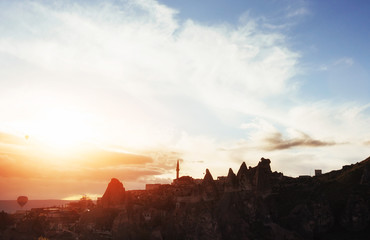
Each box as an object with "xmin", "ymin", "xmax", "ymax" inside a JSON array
[{"xmin": 17, "ymin": 196, "xmax": 28, "ymax": 208}]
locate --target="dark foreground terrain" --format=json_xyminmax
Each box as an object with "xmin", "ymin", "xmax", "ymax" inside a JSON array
[{"xmin": 1, "ymin": 157, "xmax": 369, "ymax": 240}]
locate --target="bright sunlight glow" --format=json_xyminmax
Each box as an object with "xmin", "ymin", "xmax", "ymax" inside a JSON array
[{"xmin": 25, "ymin": 109, "xmax": 93, "ymax": 151}]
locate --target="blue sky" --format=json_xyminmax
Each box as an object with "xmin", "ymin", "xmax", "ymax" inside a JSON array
[
  {"xmin": 0, "ymin": 0, "xmax": 369, "ymax": 199},
  {"xmin": 161, "ymin": 0, "xmax": 370, "ymax": 102}
]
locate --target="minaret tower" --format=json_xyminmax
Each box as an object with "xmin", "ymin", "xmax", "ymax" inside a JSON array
[{"xmin": 176, "ymin": 159, "xmax": 180, "ymax": 179}]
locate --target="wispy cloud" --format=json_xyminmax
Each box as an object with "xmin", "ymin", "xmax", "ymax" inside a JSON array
[
  {"xmin": 0, "ymin": 0, "xmax": 299, "ymax": 154},
  {"xmin": 334, "ymin": 57, "xmax": 354, "ymax": 66},
  {"xmin": 0, "ymin": 132, "xmax": 170, "ymax": 185},
  {"xmin": 320, "ymin": 57, "xmax": 354, "ymax": 71},
  {"xmin": 262, "ymin": 131, "xmax": 336, "ymax": 150},
  {"xmin": 286, "ymin": 7, "xmax": 310, "ymax": 18},
  {"xmin": 0, "ymin": 0, "xmax": 369, "ymax": 198}
]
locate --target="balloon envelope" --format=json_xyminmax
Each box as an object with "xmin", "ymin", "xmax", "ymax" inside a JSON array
[{"xmin": 17, "ymin": 196, "xmax": 28, "ymax": 207}]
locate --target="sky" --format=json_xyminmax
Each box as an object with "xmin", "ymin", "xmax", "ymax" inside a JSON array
[{"xmin": 0, "ymin": 0, "xmax": 369, "ymax": 200}]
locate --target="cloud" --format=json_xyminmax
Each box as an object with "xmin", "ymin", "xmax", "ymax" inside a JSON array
[
  {"xmin": 79, "ymin": 148, "xmax": 153, "ymax": 168},
  {"xmin": 285, "ymin": 102, "xmax": 370, "ymax": 142},
  {"xmin": 0, "ymin": 132, "xmax": 169, "ymax": 182},
  {"xmin": 0, "ymin": 0, "xmax": 301, "ymax": 186},
  {"xmin": 262, "ymin": 131, "xmax": 336, "ymax": 150},
  {"xmin": 0, "ymin": 149, "xmax": 166, "ymax": 181},
  {"xmin": 226, "ymin": 107, "xmax": 370, "ymax": 176},
  {"xmin": 320, "ymin": 57, "xmax": 354, "ymax": 71},
  {"xmin": 71, "ymin": 166, "xmax": 165, "ymax": 182},
  {"xmin": 334, "ymin": 57, "xmax": 354, "ymax": 67},
  {"xmin": 0, "ymin": 0, "xmax": 298, "ymax": 106},
  {"xmin": 0, "ymin": 130, "xmax": 178, "ymax": 200},
  {"xmin": 0, "ymin": 153, "xmax": 40, "ymax": 178},
  {"xmin": 0, "ymin": 132, "xmax": 28, "ymax": 146},
  {"xmin": 0, "ymin": 0, "xmax": 369, "ymax": 198},
  {"xmin": 0, "ymin": 0, "xmax": 301, "ymax": 171},
  {"xmin": 286, "ymin": 7, "xmax": 309, "ymax": 18}
]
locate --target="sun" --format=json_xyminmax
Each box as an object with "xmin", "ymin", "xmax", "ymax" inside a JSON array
[{"xmin": 27, "ymin": 109, "xmax": 93, "ymax": 151}]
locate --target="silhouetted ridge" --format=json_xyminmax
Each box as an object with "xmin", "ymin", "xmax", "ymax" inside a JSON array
[
  {"xmin": 7, "ymin": 157, "xmax": 370, "ymax": 240},
  {"xmin": 360, "ymin": 156, "xmax": 370, "ymax": 185}
]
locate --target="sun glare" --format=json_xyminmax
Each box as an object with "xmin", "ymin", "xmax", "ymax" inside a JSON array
[
  {"xmin": 62, "ymin": 194, "xmax": 101, "ymax": 201},
  {"xmin": 27, "ymin": 109, "xmax": 93, "ymax": 151}
]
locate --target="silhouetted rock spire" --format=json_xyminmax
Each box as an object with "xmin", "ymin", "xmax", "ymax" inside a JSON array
[
  {"xmin": 225, "ymin": 168, "xmax": 238, "ymax": 192},
  {"xmin": 254, "ymin": 158, "xmax": 272, "ymax": 193},
  {"xmin": 258, "ymin": 158, "xmax": 272, "ymax": 172},
  {"xmin": 236, "ymin": 162, "xmax": 252, "ymax": 191},
  {"xmin": 202, "ymin": 169, "xmax": 218, "ymax": 200},
  {"xmin": 101, "ymin": 178, "xmax": 126, "ymax": 208},
  {"xmin": 227, "ymin": 168, "xmax": 235, "ymax": 178},
  {"xmin": 226, "ymin": 168, "xmax": 237, "ymax": 185},
  {"xmin": 203, "ymin": 169, "xmax": 214, "ymax": 183},
  {"xmin": 236, "ymin": 162, "xmax": 248, "ymax": 179}
]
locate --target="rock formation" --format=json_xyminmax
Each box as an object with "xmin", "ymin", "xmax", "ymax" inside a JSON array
[
  {"xmin": 101, "ymin": 178, "xmax": 126, "ymax": 208},
  {"xmin": 254, "ymin": 157, "xmax": 272, "ymax": 194},
  {"xmin": 202, "ymin": 169, "xmax": 218, "ymax": 200},
  {"xmin": 224, "ymin": 168, "xmax": 238, "ymax": 192},
  {"xmin": 237, "ymin": 162, "xmax": 252, "ymax": 191}
]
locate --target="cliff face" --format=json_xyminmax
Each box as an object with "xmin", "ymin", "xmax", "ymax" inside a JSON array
[{"xmin": 82, "ymin": 157, "xmax": 370, "ymax": 240}]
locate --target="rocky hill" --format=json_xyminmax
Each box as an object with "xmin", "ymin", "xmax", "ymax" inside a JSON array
[
  {"xmin": 101, "ymin": 178, "xmax": 126, "ymax": 208},
  {"xmin": 77, "ymin": 156, "xmax": 370, "ymax": 240}
]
